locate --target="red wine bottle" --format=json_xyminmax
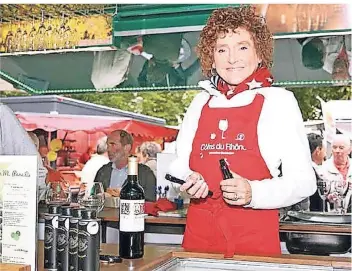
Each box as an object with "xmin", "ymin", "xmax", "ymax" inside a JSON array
[
  {"xmin": 119, "ymin": 156, "xmax": 145, "ymax": 259},
  {"xmin": 219, "ymin": 159, "xmax": 233, "ymax": 179}
]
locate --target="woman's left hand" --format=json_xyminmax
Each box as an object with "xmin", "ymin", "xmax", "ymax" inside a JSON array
[{"xmin": 220, "ymin": 172, "xmax": 252, "ymax": 206}]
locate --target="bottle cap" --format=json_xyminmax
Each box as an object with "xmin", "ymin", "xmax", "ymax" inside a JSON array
[
  {"xmin": 219, "ymin": 158, "xmax": 227, "ymax": 167},
  {"xmin": 81, "ymin": 208, "xmax": 97, "ymax": 219},
  {"xmin": 71, "ymin": 207, "xmax": 85, "ymax": 219},
  {"xmin": 48, "ymin": 204, "xmax": 62, "ymax": 215},
  {"xmin": 61, "ymin": 205, "xmax": 72, "ymax": 216},
  {"xmin": 128, "ymin": 155, "xmax": 138, "ymax": 176}
]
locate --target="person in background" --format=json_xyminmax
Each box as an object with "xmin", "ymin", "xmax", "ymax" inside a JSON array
[
  {"xmin": 308, "ymin": 133, "xmax": 327, "ymax": 167},
  {"xmin": 323, "ymin": 134, "xmax": 352, "ymax": 212},
  {"xmin": 135, "ymin": 145, "xmax": 142, "ymax": 162},
  {"xmin": 94, "ymin": 129, "xmax": 156, "ymax": 202},
  {"xmin": 28, "ymin": 131, "xmax": 40, "ymax": 150},
  {"xmin": 81, "ymin": 136, "xmax": 110, "ymax": 188},
  {"xmin": 307, "ymin": 133, "xmax": 327, "ymax": 211},
  {"xmin": 168, "ymin": 6, "xmax": 316, "ymax": 256},
  {"xmin": 39, "ymin": 145, "xmax": 49, "ymax": 167},
  {"xmin": 0, "ymin": 103, "xmax": 47, "ymax": 200},
  {"xmin": 137, "ymin": 141, "xmax": 162, "ymax": 177}
]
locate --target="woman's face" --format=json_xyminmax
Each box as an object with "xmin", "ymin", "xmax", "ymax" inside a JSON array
[{"xmin": 213, "ymin": 27, "xmax": 261, "ymax": 85}]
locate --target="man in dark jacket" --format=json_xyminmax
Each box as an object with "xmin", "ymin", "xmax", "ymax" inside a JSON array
[{"xmin": 94, "ymin": 129, "xmax": 156, "ymax": 202}]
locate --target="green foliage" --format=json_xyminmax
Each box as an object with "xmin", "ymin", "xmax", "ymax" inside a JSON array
[
  {"xmin": 65, "ymin": 90, "xmax": 200, "ymax": 126},
  {"xmin": 290, "ymin": 86, "xmax": 351, "ymax": 120},
  {"xmin": 1, "ymin": 86, "xmax": 351, "ymax": 125}
]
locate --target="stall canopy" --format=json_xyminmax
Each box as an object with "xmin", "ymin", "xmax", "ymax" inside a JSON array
[
  {"xmin": 16, "ymin": 112, "xmax": 178, "ymax": 140},
  {"xmin": 1, "ymin": 4, "xmax": 351, "ymax": 94}
]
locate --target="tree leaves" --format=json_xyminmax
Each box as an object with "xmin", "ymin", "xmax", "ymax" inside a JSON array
[
  {"xmin": 1, "ymin": 85, "xmax": 350, "ymax": 125},
  {"xmin": 65, "ymin": 90, "xmax": 199, "ymax": 125},
  {"xmin": 290, "ymin": 86, "xmax": 351, "ymax": 120}
]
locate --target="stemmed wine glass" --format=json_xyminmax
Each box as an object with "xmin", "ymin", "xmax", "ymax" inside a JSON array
[
  {"xmin": 332, "ymin": 180, "xmax": 347, "ymax": 214},
  {"xmin": 77, "ymin": 182, "xmax": 105, "ymax": 213},
  {"xmin": 45, "ymin": 181, "xmax": 72, "ymax": 206},
  {"xmin": 219, "ymin": 119, "xmax": 228, "ymax": 139}
]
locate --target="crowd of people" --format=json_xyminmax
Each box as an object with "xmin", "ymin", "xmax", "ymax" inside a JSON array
[{"xmin": 306, "ymin": 133, "xmax": 352, "ymax": 213}]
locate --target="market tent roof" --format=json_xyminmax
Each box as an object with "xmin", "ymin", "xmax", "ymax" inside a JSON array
[
  {"xmin": 15, "ymin": 112, "xmax": 178, "ymax": 140},
  {"xmin": 0, "ymin": 94, "xmax": 166, "ymax": 125}
]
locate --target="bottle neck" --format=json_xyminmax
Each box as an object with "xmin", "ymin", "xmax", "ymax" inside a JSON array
[{"xmin": 127, "ymin": 174, "xmax": 138, "ymax": 183}]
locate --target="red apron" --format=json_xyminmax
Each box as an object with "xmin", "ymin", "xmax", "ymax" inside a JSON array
[{"xmin": 183, "ymin": 94, "xmax": 281, "ymax": 257}]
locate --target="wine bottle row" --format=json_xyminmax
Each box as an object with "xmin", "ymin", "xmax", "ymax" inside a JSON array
[{"xmin": 44, "ymin": 205, "xmax": 100, "ymax": 271}]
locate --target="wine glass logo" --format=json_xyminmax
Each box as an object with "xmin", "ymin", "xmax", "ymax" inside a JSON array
[{"xmin": 218, "ymin": 119, "xmax": 228, "ymax": 139}]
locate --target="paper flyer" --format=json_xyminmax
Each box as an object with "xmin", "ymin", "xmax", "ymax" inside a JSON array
[{"xmin": 0, "ymin": 155, "xmax": 37, "ymax": 270}]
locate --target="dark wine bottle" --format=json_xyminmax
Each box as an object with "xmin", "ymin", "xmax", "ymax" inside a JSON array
[
  {"xmin": 77, "ymin": 209, "xmax": 100, "ymax": 271},
  {"xmin": 119, "ymin": 156, "xmax": 145, "ymax": 259},
  {"xmin": 57, "ymin": 206, "xmax": 72, "ymax": 271},
  {"xmin": 219, "ymin": 158, "xmax": 233, "ymax": 179},
  {"xmin": 44, "ymin": 204, "xmax": 61, "ymax": 270}
]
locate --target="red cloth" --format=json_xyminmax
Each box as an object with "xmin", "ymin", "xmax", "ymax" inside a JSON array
[
  {"xmin": 211, "ymin": 67, "xmax": 274, "ymax": 99},
  {"xmin": 46, "ymin": 166, "xmax": 65, "ymax": 183},
  {"xmin": 184, "ymin": 94, "xmax": 281, "ymax": 257},
  {"xmin": 79, "ymin": 152, "xmax": 91, "ymax": 164},
  {"xmin": 145, "ymin": 198, "xmax": 177, "ymax": 216}
]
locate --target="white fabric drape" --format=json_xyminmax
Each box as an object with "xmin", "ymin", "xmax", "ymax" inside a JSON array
[{"xmin": 91, "ymin": 49, "xmax": 132, "ymax": 89}]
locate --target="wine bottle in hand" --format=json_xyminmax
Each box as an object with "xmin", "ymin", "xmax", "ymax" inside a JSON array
[{"xmin": 219, "ymin": 158, "xmax": 233, "ymax": 179}]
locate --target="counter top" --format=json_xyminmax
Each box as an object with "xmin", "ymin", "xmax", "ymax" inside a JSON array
[
  {"xmin": 38, "ymin": 207, "xmax": 352, "ymax": 235},
  {"xmin": 36, "ymin": 241, "xmax": 351, "ymax": 271},
  {"xmin": 98, "ymin": 208, "xmax": 352, "ymax": 234}
]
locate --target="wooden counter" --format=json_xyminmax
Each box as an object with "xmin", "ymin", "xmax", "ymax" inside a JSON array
[
  {"xmin": 0, "ymin": 263, "xmax": 30, "ymax": 271},
  {"xmin": 36, "ymin": 241, "xmax": 351, "ymax": 271},
  {"xmin": 98, "ymin": 208, "xmax": 352, "ymax": 234},
  {"xmin": 36, "ymin": 241, "xmax": 181, "ymax": 271},
  {"xmin": 38, "ymin": 206, "xmax": 352, "ymax": 244}
]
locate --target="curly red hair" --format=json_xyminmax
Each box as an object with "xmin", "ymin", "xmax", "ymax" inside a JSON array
[{"xmin": 197, "ymin": 5, "xmax": 273, "ymax": 77}]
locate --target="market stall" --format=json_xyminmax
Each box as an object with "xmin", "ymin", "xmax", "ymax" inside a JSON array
[{"xmin": 0, "ymin": 4, "xmax": 351, "ymax": 271}]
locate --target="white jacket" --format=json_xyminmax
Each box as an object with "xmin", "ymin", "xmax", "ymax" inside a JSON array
[
  {"xmin": 168, "ymin": 80, "xmax": 317, "ymax": 209},
  {"xmin": 81, "ymin": 154, "xmax": 110, "ymax": 187}
]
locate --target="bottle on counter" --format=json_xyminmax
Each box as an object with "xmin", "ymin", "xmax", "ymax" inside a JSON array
[
  {"xmin": 69, "ymin": 207, "xmax": 84, "ymax": 271},
  {"xmin": 44, "ymin": 204, "xmax": 62, "ymax": 271},
  {"xmin": 119, "ymin": 155, "xmax": 145, "ymax": 259},
  {"xmin": 57, "ymin": 206, "xmax": 72, "ymax": 271},
  {"xmin": 78, "ymin": 209, "xmax": 100, "ymax": 271}
]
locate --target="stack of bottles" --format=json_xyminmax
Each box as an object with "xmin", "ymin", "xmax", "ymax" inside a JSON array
[{"xmin": 44, "ymin": 205, "xmax": 101, "ymax": 271}]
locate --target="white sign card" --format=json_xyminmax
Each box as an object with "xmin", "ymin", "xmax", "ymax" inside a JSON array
[{"xmin": 0, "ymin": 155, "xmax": 38, "ymax": 270}]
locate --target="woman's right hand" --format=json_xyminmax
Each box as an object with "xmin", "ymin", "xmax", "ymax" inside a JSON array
[{"xmin": 180, "ymin": 172, "xmax": 209, "ymax": 199}]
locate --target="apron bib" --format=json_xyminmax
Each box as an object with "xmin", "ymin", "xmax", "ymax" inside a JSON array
[{"xmin": 183, "ymin": 94, "xmax": 281, "ymax": 257}]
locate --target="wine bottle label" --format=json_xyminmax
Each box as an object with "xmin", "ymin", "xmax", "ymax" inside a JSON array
[
  {"xmin": 119, "ymin": 199, "xmax": 145, "ymax": 232},
  {"xmin": 69, "ymin": 226, "xmax": 79, "ymax": 255}
]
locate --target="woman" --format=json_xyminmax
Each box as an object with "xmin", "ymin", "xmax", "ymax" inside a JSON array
[
  {"xmin": 137, "ymin": 141, "xmax": 162, "ymax": 177},
  {"xmin": 168, "ymin": 6, "xmax": 316, "ymax": 256}
]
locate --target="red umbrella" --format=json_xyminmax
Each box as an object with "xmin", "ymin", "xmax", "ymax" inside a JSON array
[{"xmin": 102, "ymin": 120, "xmax": 178, "ymax": 141}]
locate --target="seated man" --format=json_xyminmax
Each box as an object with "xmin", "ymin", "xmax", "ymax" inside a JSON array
[
  {"xmin": 323, "ymin": 134, "xmax": 351, "ymax": 212},
  {"xmin": 94, "ymin": 129, "xmax": 156, "ymax": 202}
]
